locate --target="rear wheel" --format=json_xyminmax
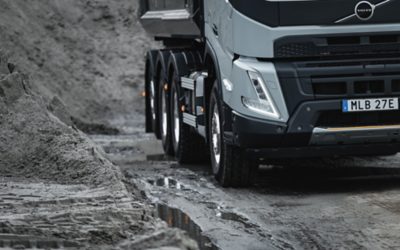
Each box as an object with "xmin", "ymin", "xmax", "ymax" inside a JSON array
[
  {"xmin": 209, "ymin": 83, "xmax": 258, "ymax": 187},
  {"xmin": 170, "ymin": 70, "xmax": 206, "ymax": 164},
  {"xmin": 158, "ymin": 73, "xmax": 174, "ymax": 156}
]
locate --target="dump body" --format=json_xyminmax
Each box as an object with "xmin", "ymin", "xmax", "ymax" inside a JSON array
[{"xmin": 139, "ymin": 0, "xmax": 202, "ymax": 39}]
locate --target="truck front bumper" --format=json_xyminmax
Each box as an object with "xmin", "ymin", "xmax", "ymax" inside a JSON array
[{"xmin": 224, "ymin": 99, "xmax": 400, "ymax": 159}]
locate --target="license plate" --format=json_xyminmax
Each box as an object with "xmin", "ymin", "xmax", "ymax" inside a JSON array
[{"xmin": 342, "ymin": 98, "xmax": 399, "ymax": 112}]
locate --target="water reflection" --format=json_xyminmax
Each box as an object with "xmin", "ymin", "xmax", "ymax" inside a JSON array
[{"xmin": 157, "ymin": 204, "xmax": 219, "ymax": 250}]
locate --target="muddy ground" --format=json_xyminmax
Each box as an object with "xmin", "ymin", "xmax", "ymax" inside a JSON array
[
  {"xmin": 2, "ymin": 0, "xmax": 400, "ymax": 249},
  {"xmin": 95, "ymin": 130, "xmax": 400, "ymax": 250}
]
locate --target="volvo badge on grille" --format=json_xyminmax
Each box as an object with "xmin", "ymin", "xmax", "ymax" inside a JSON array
[
  {"xmin": 335, "ymin": 0, "xmax": 392, "ymax": 23},
  {"xmin": 355, "ymin": 1, "xmax": 375, "ymax": 21}
]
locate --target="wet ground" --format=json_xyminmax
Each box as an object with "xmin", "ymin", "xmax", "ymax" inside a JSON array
[
  {"xmin": 93, "ymin": 124, "xmax": 400, "ymax": 250},
  {"xmin": 0, "ymin": 179, "xmax": 156, "ymax": 249}
]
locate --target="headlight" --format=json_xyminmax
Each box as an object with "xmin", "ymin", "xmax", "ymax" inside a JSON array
[{"xmin": 242, "ymin": 71, "xmax": 280, "ymax": 119}]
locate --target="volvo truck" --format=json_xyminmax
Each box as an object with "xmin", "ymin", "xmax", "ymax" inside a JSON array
[{"xmin": 140, "ymin": 0, "xmax": 400, "ymax": 187}]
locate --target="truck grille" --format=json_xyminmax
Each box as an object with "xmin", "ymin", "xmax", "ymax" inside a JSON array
[
  {"xmin": 297, "ymin": 58, "xmax": 400, "ymax": 98},
  {"xmin": 275, "ymin": 34, "xmax": 400, "ymax": 58},
  {"xmin": 275, "ymin": 57, "xmax": 400, "ymax": 115}
]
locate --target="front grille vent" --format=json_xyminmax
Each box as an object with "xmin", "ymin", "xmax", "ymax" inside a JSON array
[
  {"xmin": 294, "ymin": 58, "xmax": 400, "ymax": 97},
  {"xmin": 275, "ymin": 34, "xmax": 400, "ymax": 58}
]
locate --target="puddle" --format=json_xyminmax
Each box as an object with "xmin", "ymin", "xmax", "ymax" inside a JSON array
[
  {"xmin": 157, "ymin": 204, "xmax": 219, "ymax": 250},
  {"xmin": 149, "ymin": 177, "xmax": 187, "ymax": 190}
]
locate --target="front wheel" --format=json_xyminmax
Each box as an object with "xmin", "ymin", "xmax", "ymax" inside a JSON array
[{"xmin": 209, "ymin": 83, "xmax": 258, "ymax": 187}]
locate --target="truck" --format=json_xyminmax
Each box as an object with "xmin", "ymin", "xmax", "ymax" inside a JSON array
[{"xmin": 139, "ymin": 0, "xmax": 400, "ymax": 187}]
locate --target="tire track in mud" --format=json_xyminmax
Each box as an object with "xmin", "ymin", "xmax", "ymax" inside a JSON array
[
  {"xmin": 97, "ymin": 133, "xmax": 316, "ymax": 249},
  {"xmin": 121, "ymin": 161, "xmax": 291, "ymax": 250},
  {"xmin": 0, "ymin": 181, "xmax": 160, "ymax": 249}
]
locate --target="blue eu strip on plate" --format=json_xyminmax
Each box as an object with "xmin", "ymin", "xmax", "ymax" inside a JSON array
[{"xmin": 342, "ymin": 100, "xmax": 349, "ymax": 112}]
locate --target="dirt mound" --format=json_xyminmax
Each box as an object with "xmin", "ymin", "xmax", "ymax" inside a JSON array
[
  {"xmin": 0, "ymin": 55, "xmax": 123, "ymax": 188},
  {"xmin": 0, "ymin": 54, "xmax": 199, "ymax": 249},
  {"xmin": 0, "ymin": 0, "xmax": 157, "ymax": 128}
]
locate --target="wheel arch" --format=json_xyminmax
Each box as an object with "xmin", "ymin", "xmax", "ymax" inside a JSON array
[{"xmin": 204, "ymin": 42, "xmax": 223, "ymax": 145}]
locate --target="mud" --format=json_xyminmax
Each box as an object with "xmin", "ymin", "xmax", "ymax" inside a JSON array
[
  {"xmin": 157, "ymin": 204, "xmax": 218, "ymax": 250},
  {"xmin": 93, "ymin": 129, "xmax": 400, "ymax": 250},
  {"xmin": 0, "ymin": 179, "xmax": 200, "ymax": 249}
]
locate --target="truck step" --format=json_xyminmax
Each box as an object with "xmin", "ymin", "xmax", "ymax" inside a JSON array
[
  {"xmin": 181, "ymin": 77, "xmax": 195, "ymax": 91},
  {"xmin": 183, "ymin": 113, "xmax": 197, "ymax": 127}
]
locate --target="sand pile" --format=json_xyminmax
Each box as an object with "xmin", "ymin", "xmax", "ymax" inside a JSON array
[
  {"xmin": 0, "ymin": 53, "xmax": 198, "ymax": 250},
  {"xmin": 0, "ymin": 0, "xmax": 157, "ymax": 132},
  {"xmin": 0, "ymin": 53, "xmax": 124, "ymax": 188}
]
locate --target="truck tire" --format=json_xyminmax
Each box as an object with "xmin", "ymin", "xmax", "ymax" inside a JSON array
[
  {"xmin": 170, "ymin": 70, "xmax": 206, "ymax": 164},
  {"xmin": 209, "ymin": 83, "xmax": 258, "ymax": 187},
  {"xmin": 158, "ymin": 69, "xmax": 174, "ymax": 156}
]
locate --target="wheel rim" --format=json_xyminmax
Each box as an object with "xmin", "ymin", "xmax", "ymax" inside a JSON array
[
  {"xmin": 150, "ymin": 80, "xmax": 156, "ymax": 120},
  {"xmin": 172, "ymin": 87, "xmax": 180, "ymax": 147},
  {"xmin": 161, "ymin": 85, "xmax": 168, "ymax": 140},
  {"xmin": 211, "ymin": 104, "xmax": 221, "ymax": 173}
]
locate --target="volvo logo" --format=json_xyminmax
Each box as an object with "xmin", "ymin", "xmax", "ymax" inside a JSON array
[
  {"xmin": 355, "ymin": 1, "xmax": 375, "ymax": 21},
  {"xmin": 335, "ymin": 0, "xmax": 392, "ymax": 24}
]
